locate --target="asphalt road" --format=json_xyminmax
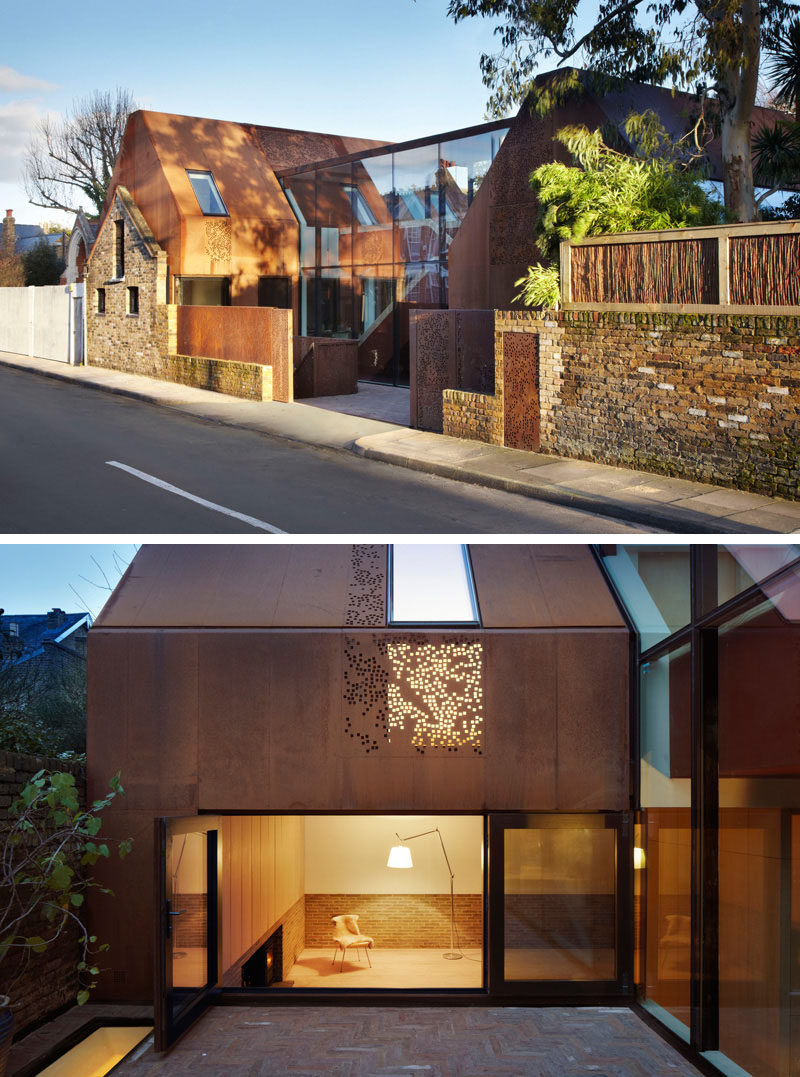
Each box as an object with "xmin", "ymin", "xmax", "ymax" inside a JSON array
[{"xmin": 0, "ymin": 367, "xmax": 648, "ymax": 534}]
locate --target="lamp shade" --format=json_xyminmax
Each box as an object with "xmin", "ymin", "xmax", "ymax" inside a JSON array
[{"xmin": 387, "ymin": 844, "xmax": 413, "ymax": 869}]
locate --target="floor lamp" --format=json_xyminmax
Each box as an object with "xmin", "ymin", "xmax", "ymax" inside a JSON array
[{"xmin": 387, "ymin": 828, "xmax": 462, "ymax": 960}]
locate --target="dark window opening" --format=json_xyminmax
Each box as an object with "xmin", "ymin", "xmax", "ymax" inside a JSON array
[
  {"xmin": 258, "ymin": 276, "xmax": 291, "ymax": 309},
  {"xmin": 178, "ymin": 277, "xmax": 231, "ymax": 306},
  {"xmin": 127, "ymin": 286, "xmax": 139, "ymax": 315},
  {"xmin": 114, "ymin": 219, "xmax": 124, "ymax": 278},
  {"xmin": 97, "ymin": 287, "xmax": 106, "ymax": 314}
]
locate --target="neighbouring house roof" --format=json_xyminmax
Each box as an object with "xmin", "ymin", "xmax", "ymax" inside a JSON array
[
  {"xmin": 1, "ymin": 610, "xmax": 91, "ymax": 664},
  {"xmin": 15, "ymin": 229, "xmax": 68, "ymax": 255}
]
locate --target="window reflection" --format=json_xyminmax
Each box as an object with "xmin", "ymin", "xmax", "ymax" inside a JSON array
[{"xmin": 601, "ymin": 545, "xmax": 691, "ymax": 651}]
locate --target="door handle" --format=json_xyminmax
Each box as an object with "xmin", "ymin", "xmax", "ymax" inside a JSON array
[{"xmin": 165, "ymin": 899, "xmax": 184, "ymax": 938}]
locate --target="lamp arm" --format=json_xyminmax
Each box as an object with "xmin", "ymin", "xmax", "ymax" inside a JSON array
[{"xmin": 395, "ymin": 827, "xmax": 454, "ymax": 880}]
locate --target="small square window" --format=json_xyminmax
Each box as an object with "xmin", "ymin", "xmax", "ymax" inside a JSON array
[
  {"xmin": 114, "ymin": 219, "xmax": 125, "ymax": 278},
  {"xmin": 97, "ymin": 288, "xmax": 106, "ymax": 314},
  {"xmin": 127, "ymin": 286, "xmax": 139, "ymax": 315},
  {"xmin": 186, "ymin": 170, "xmax": 228, "ymax": 216}
]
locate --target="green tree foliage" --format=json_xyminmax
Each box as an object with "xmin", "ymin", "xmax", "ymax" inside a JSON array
[
  {"xmin": 753, "ymin": 17, "xmax": 800, "ymax": 210},
  {"xmin": 767, "ymin": 16, "xmax": 800, "ymax": 121},
  {"xmin": 515, "ymin": 121, "xmax": 727, "ymax": 308},
  {"xmin": 0, "ymin": 770, "xmax": 131, "ymax": 1004},
  {"xmin": 21, "ymin": 239, "xmax": 65, "ymax": 286},
  {"xmin": 446, "ymin": 0, "xmax": 800, "ymax": 221}
]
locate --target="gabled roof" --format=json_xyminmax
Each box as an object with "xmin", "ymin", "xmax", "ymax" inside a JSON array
[
  {"xmin": 15, "ymin": 231, "xmax": 67, "ymax": 255},
  {"xmin": 1, "ymin": 610, "xmax": 91, "ymax": 664}
]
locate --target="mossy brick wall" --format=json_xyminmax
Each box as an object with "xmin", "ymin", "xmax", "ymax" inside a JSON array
[
  {"xmin": 547, "ymin": 310, "xmax": 800, "ymax": 499},
  {"xmin": 164, "ymin": 354, "xmax": 272, "ymax": 401},
  {"xmin": 86, "ymin": 193, "xmax": 171, "ymax": 379},
  {"xmin": 444, "ymin": 309, "xmax": 799, "ymax": 499},
  {"xmin": 0, "ymin": 751, "xmax": 85, "ymax": 1037}
]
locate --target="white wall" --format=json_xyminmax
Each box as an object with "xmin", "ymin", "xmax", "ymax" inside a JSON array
[
  {"xmin": 0, "ymin": 284, "xmax": 83, "ymax": 363},
  {"xmin": 304, "ymin": 815, "xmax": 483, "ymax": 895}
]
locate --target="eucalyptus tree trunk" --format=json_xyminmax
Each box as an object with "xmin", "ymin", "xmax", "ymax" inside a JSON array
[{"xmin": 719, "ymin": 0, "xmax": 761, "ymax": 221}]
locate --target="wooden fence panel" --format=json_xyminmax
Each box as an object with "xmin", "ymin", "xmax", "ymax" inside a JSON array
[
  {"xmin": 571, "ymin": 239, "xmax": 718, "ymax": 305},
  {"xmin": 729, "ymin": 233, "xmax": 800, "ymax": 306}
]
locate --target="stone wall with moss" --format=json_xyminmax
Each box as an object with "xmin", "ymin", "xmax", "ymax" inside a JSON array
[{"xmin": 442, "ymin": 309, "xmax": 799, "ymax": 500}]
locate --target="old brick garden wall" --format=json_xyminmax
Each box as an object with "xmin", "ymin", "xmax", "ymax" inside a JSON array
[
  {"xmin": 0, "ymin": 751, "xmax": 85, "ymax": 1037},
  {"xmin": 431, "ymin": 310, "xmax": 800, "ymax": 500}
]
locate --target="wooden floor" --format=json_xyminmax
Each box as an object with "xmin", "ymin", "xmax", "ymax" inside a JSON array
[{"xmin": 288, "ymin": 947, "xmax": 483, "ymax": 989}]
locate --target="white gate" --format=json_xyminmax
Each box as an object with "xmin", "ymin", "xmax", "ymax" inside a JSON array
[{"xmin": 0, "ymin": 283, "xmax": 84, "ymax": 364}]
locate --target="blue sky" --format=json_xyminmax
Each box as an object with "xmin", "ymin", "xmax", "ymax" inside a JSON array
[
  {"xmin": 1, "ymin": 0, "xmax": 513, "ymax": 227},
  {"xmin": 0, "ymin": 544, "xmax": 138, "ymax": 617}
]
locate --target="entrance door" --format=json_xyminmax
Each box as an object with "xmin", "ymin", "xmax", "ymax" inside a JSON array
[
  {"xmin": 489, "ymin": 813, "xmax": 632, "ymax": 997},
  {"xmin": 154, "ymin": 818, "xmax": 219, "ymax": 1051}
]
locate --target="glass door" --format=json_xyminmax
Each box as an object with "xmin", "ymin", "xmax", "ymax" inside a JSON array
[
  {"xmin": 489, "ymin": 813, "xmax": 632, "ymax": 997},
  {"xmin": 154, "ymin": 817, "xmax": 219, "ymax": 1051}
]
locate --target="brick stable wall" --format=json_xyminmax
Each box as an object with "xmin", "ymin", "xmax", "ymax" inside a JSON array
[
  {"xmin": 86, "ymin": 190, "xmax": 171, "ymax": 380},
  {"xmin": 443, "ymin": 309, "xmax": 799, "ymax": 500},
  {"xmin": 0, "ymin": 752, "xmax": 85, "ymax": 1037},
  {"xmin": 305, "ymin": 894, "xmax": 483, "ymax": 949}
]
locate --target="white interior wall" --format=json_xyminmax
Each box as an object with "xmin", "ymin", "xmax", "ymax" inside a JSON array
[{"xmin": 304, "ymin": 815, "xmax": 483, "ymax": 894}]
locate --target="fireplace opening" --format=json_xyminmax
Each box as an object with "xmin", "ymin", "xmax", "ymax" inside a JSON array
[{"xmin": 241, "ymin": 926, "xmax": 282, "ymax": 987}]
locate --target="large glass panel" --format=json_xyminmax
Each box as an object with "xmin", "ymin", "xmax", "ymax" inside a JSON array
[
  {"xmin": 354, "ymin": 265, "xmax": 396, "ymax": 382},
  {"xmin": 170, "ymin": 830, "xmax": 209, "ymax": 997},
  {"xmin": 178, "ymin": 277, "xmax": 230, "ymax": 305},
  {"xmin": 439, "ymin": 131, "xmax": 494, "ymax": 254},
  {"xmin": 282, "ymin": 172, "xmax": 316, "ymax": 269},
  {"xmin": 390, "ymin": 544, "xmax": 478, "ymax": 624},
  {"xmin": 394, "ymin": 145, "xmax": 441, "ymax": 264},
  {"xmin": 601, "ymin": 545, "xmax": 691, "ymax": 650},
  {"xmin": 640, "ymin": 645, "xmax": 692, "ymax": 1038},
  {"xmin": 717, "ymin": 544, "xmax": 800, "ymax": 608},
  {"xmin": 317, "ymin": 163, "xmax": 353, "ymax": 269},
  {"xmin": 352, "ymin": 154, "xmax": 394, "ymax": 266},
  {"xmin": 706, "ymin": 565, "xmax": 800, "ymax": 1077},
  {"xmin": 503, "ymin": 823, "xmax": 617, "ymax": 982},
  {"xmin": 318, "ymin": 268, "xmax": 353, "ymax": 338}
]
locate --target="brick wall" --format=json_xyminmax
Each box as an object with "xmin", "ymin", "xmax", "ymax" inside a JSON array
[
  {"xmin": 305, "ymin": 894, "xmax": 483, "ymax": 949},
  {"xmin": 86, "ymin": 188, "xmax": 172, "ymax": 381},
  {"xmin": 0, "ymin": 752, "xmax": 85, "ymax": 1037},
  {"xmin": 442, "ymin": 309, "xmax": 799, "ymax": 500},
  {"xmin": 221, "ymin": 896, "xmax": 305, "ymax": 987},
  {"xmin": 164, "ymin": 353, "xmax": 272, "ymax": 401}
]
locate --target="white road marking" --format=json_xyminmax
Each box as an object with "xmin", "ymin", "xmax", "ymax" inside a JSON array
[{"xmin": 106, "ymin": 461, "xmax": 286, "ymax": 533}]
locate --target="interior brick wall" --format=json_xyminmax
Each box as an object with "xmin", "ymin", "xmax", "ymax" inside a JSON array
[
  {"xmin": 221, "ymin": 895, "xmax": 305, "ymax": 987},
  {"xmin": 443, "ymin": 309, "xmax": 799, "ymax": 500},
  {"xmin": 0, "ymin": 752, "xmax": 85, "ymax": 1037},
  {"xmin": 304, "ymin": 894, "xmax": 483, "ymax": 949}
]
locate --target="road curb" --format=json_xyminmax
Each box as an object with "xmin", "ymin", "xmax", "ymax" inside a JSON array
[
  {"xmin": 1, "ymin": 356, "xmax": 784, "ymax": 534},
  {"xmin": 351, "ymin": 442, "xmax": 762, "ymax": 535}
]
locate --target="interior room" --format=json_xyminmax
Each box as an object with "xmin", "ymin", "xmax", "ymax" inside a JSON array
[{"xmin": 169, "ymin": 814, "xmax": 485, "ymax": 992}]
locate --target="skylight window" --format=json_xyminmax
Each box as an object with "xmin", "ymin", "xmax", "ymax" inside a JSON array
[
  {"xmin": 344, "ymin": 185, "xmax": 377, "ymax": 226},
  {"xmin": 390, "ymin": 544, "xmax": 479, "ymax": 625},
  {"xmin": 186, "ymin": 170, "xmax": 228, "ymax": 216}
]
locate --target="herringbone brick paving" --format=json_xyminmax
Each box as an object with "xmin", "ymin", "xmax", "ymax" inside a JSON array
[{"xmin": 116, "ymin": 1006, "xmax": 703, "ymax": 1076}]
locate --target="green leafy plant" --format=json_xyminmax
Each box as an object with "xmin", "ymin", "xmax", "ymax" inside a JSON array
[
  {"xmin": 514, "ymin": 265, "xmax": 561, "ymax": 309},
  {"xmin": 0, "ymin": 770, "xmax": 131, "ymax": 1005},
  {"xmin": 514, "ymin": 121, "xmax": 728, "ymax": 309}
]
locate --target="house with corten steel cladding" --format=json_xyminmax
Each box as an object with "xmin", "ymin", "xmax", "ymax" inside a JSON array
[
  {"xmin": 85, "ymin": 542, "xmax": 800, "ymax": 1077},
  {"xmin": 85, "ymin": 77, "xmax": 788, "ymax": 394}
]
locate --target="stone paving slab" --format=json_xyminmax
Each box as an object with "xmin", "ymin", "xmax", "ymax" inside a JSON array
[
  {"xmin": 113, "ymin": 1005, "xmax": 703, "ymax": 1077},
  {"xmin": 3, "ymin": 351, "xmax": 798, "ymax": 534}
]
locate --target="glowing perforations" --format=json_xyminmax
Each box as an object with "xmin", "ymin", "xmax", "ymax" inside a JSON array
[
  {"xmin": 345, "ymin": 545, "xmax": 385, "ymax": 627},
  {"xmin": 343, "ymin": 634, "xmax": 483, "ymax": 755}
]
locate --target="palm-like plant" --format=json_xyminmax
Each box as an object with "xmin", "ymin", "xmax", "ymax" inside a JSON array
[{"xmin": 767, "ymin": 18, "xmax": 800, "ymax": 122}]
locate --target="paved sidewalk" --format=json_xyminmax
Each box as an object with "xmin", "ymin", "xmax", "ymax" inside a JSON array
[
  {"xmin": 3, "ymin": 352, "xmax": 798, "ymax": 533},
  {"xmin": 113, "ymin": 1005, "xmax": 702, "ymax": 1076}
]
